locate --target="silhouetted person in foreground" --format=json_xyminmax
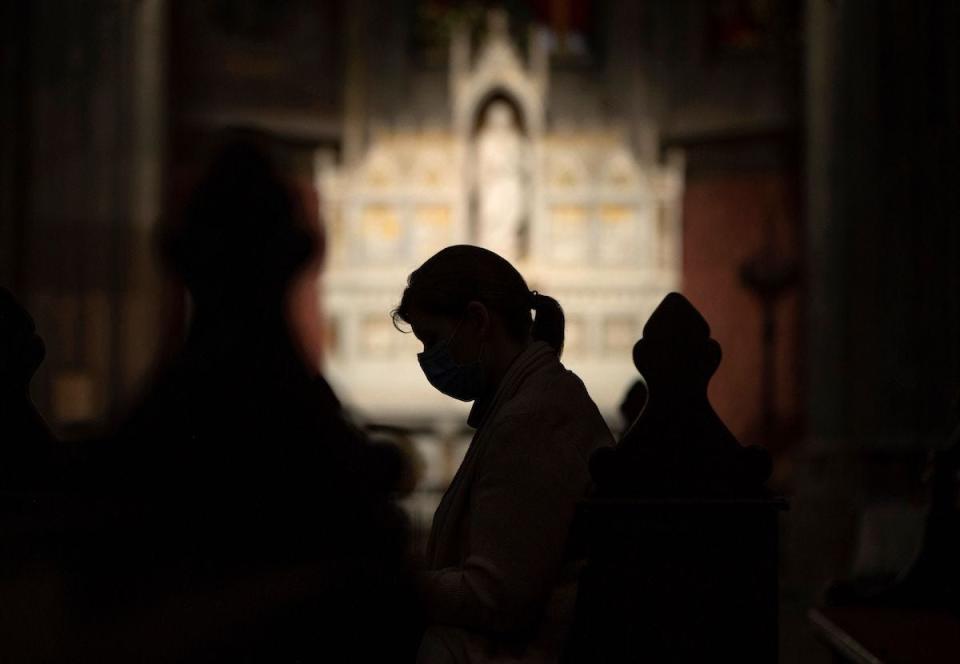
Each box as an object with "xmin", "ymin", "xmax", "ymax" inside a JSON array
[
  {"xmin": 72, "ymin": 134, "xmax": 417, "ymax": 662},
  {"xmin": 392, "ymin": 245, "xmax": 614, "ymax": 663},
  {"xmin": 0, "ymin": 287, "xmax": 59, "ymax": 491}
]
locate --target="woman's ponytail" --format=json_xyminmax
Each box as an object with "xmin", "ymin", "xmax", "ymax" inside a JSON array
[{"xmin": 531, "ymin": 291, "xmax": 565, "ymax": 357}]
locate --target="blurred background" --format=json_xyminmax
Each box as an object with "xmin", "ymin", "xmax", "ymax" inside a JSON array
[{"xmin": 1, "ymin": 1, "xmax": 958, "ymax": 661}]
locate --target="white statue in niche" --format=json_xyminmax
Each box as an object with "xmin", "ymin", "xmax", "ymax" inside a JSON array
[{"xmin": 474, "ymin": 100, "xmax": 528, "ymax": 260}]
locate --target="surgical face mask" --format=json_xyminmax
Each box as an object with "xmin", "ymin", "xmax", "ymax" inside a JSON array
[{"xmin": 417, "ymin": 320, "xmax": 484, "ymax": 402}]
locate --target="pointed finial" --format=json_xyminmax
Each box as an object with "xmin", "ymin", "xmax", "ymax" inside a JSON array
[{"xmin": 487, "ymin": 9, "xmax": 509, "ymax": 38}]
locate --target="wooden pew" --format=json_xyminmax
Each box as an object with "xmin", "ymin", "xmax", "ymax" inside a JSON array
[
  {"xmin": 565, "ymin": 293, "xmax": 787, "ymax": 663},
  {"xmin": 810, "ymin": 412, "xmax": 960, "ymax": 662}
]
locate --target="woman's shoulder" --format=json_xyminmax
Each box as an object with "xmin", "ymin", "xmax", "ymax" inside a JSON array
[
  {"xmin": 494, "ymin": 359, "xmax": 611, "ymax": 443},
  {"xmin": 528, "ymin": 357, "xmax": 598, "ymax": 407}
]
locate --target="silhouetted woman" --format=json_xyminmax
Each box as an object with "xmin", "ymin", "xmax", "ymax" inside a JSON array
[{"xmin": 393, "ymin": 245, "xmax": 613, "ymax": 663}]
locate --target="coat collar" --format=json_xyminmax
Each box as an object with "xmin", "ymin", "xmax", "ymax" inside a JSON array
[
  {"xmin": 466, "ymin": 341, "xmax": 557, "ymax": 429},
  {"xmin": 427, "ymin": 340, "xmax": 559, "ymax": 566}
]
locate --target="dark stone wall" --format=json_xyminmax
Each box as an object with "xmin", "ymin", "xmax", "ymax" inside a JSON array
[
  {"xmin": 810, "ymin": 0, "xmax": 960, "ymax": 447},
  {"xmin": 1, "ymin": 1, "xmax": 165, "ymax": 433},
  {"xmin": 683, "ymin": 159, "xmax": 803, "ymax": 452},
  {"xmin": 785, "ymin": 3, "xmax": 960, "ymax": 660},
  {"xmin": 0, "ymin": 1, "xmax": 32, "ymax": 293}
]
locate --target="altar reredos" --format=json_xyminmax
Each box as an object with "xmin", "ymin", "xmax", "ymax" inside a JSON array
[{"xmin": 317, "ymin": 11, "xmax": 684, "ymax": 423}]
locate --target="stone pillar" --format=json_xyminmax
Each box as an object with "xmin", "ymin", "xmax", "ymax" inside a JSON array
[
  {"xmin": 0, "ymin": 2, "xmax": 31, "ymax": 292},
  {"xmin": 342, "ymin": 0, "xmax": 369, "ymax": 168},
  {"xmin": 804, "ymin": 0, "xmax": 841, "ymax": 443},
  {"xmin": 807, "ymin": 0, "xmax": 960, "ymax": 449},
  {"xmin": 793, "ymin": 0, "xmax": 960, "ymax": 635},
  {"xmin": 11, "ymin": 0, "xmax": 168, "ymax": 433},
  {"xmin": 118, "ymin": 0, "xmax": 167, "ymax": 401}
]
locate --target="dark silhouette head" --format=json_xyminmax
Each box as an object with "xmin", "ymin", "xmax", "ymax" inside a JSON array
[
  {"xmin": 0, "ymin": 288, "xmax": 46, "ymax": 392},
  {"xmin": 392, "ymin": 244, "xmax": 565, "ymax": 355},
  {"xmin": 163, "ymin": 132, "xmax": 315, "ymax": 308}
]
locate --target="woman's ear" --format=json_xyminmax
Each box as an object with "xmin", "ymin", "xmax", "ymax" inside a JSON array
[{"xmin": 465, "ymin": 300, "xmax": 491, "ymax": 340}]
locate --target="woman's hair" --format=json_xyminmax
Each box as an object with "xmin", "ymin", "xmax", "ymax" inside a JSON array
[{"xmin": 392, "ymin": 245, "xmax": 565, "ymax": 355}]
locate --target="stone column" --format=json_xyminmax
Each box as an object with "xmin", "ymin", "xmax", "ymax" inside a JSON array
[
  {"xmin": 11, "ymin": 0, "xmax": 168, "ymax": 432},
  {"xmin": 0, "ymin": 2, "xmax": 31, "ymax": 292},
  {"xmin": 342, "ymin": 0, "xmax": 369, "ymax": 168},
  {"xmin": 806, "ymin": 0, "xmax": 960, "ymax": 450},
  {"xmin": 118, "ymin": 0, "xmax": 167, "ymax": 401},
  {"xmin": 804, "ymin": 0, "xmax": 842, "ymax": 443},
  {"xmin": 792, "ymin": 0, "xmax": 960, "ymax": 638}
]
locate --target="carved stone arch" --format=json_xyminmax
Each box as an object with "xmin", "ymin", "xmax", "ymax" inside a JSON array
[
  {"xmin": 448, "ymin": 11, "xmax": 549, "ymax": 261},
  {"xmin": 450, "ymin": 10, "xmax": 548, "ymax": 140},
  {"xmin": 470, "ymin": 89, "xmax": 528, "ymax": 137},
  {"xmin": 466, "ymin": 88, "xmax": 532, "ymax": 254},
  {"xmin": 460, "ymin": 80, "xmax": 541, "ymax": 137}
]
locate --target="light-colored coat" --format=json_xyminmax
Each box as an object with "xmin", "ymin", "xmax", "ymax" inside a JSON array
[{"xmin": 419, "ymin": 342, "xmax": 614, "ymax": 663}]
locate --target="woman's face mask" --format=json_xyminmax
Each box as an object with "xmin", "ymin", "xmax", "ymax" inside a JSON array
[{"xmin": 417, "ymin": 318, "xmax": 484, "ymax": 402}]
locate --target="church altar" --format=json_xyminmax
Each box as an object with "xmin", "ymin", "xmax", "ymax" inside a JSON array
[{"xmin": 316, "ymin": 12, "xmax": 684, "ymax": 427}]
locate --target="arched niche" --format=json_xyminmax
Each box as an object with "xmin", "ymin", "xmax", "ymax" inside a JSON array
[
  {"xmin": 468, "ymin": 90, "xmax": 532, "ymax": 258},
  {"xmin": 456, "ymin": 78, "xmax": 542, "ymax": 139},
  {"xmin": 471, "ymin": 89, "xmax": 528, "ymax": 137},
  {"xmin": 449, "ymin": 11, "xmax": 546, "ymax": 140}
]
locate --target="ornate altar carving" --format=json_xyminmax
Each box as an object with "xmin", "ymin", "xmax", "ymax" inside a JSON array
[
  {"xmin": 473, "ymin": 100, "xmax": 529, "ymax": 260},
  {"xmin": 317, "ymin": 11, "xmax": 684, "ymax": 423}
]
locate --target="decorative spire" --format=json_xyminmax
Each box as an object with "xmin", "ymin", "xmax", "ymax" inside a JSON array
[
  {"xmin": 487, "ymin": 9, "xmax": 509, "ymax": 40},
  {"xmin": 591, "ymin": 292, "xmax": 773, "ymax": 498}
]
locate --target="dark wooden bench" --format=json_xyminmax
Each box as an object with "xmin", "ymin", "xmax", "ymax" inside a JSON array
[{"xmin": 565, "ymin": 293, "xmax": 787, "ymax": 663}]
